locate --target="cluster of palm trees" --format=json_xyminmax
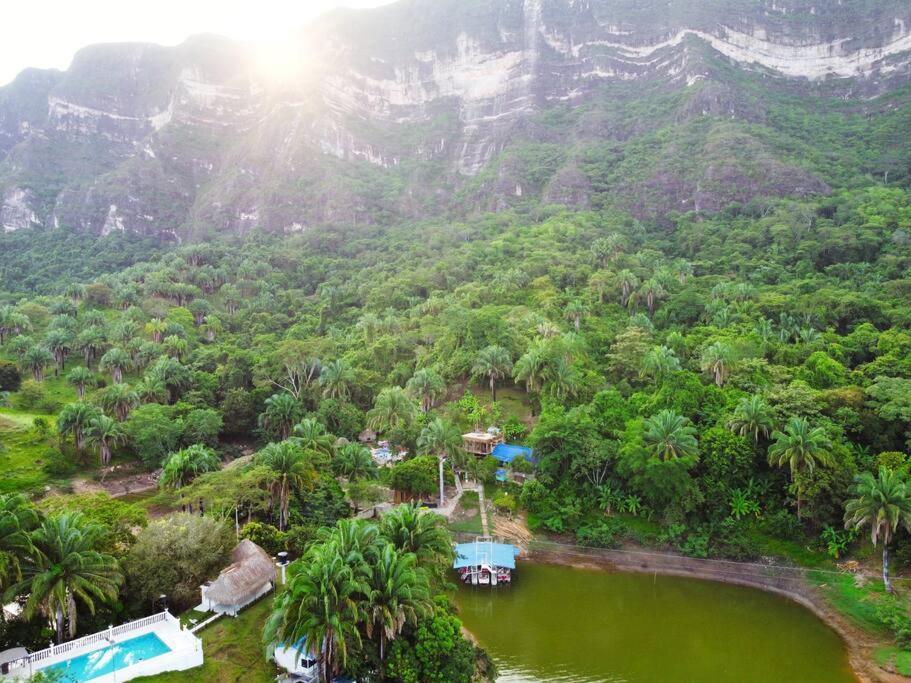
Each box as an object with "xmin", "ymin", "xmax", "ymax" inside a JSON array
[
  {"xmin": 264, "ymin": 505, "xmax": 451, "ymax": 682},
  {"xmin": 0, "ymin": 495, "xmax": 122, "ymax": 643}
]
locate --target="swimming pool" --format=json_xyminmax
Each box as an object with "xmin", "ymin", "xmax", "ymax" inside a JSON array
[{"xmin": 44, "ymin": 632, "xmax": 171, "ymax": 682}]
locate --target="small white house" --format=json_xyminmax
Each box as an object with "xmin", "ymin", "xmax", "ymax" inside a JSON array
[
  {"xmin": 272, "ymin": 638, "xmax": 320, "ymax": 681},
  {"xmin": 199, "ymin": 540, "xmax": 276, "ymax": 616}
]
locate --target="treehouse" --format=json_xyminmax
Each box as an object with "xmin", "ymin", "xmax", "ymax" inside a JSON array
[{"xmin": 462, "ymin": 430, "xmax": 503, "ymax": 456}]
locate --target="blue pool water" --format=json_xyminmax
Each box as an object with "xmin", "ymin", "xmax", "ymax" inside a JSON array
[{"xmin": 44, "ymin": 632, "xmax": 171, "ymax": 682}]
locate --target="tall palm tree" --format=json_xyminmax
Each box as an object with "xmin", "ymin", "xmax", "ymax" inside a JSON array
[
  {"xmin": 134, "ymin": 376, "xmax": 168, "ymax": 404},
  {"xmin": 334, "ymin": 443, "xmax": 378, "ymax": 482},
  {"xmin": 259, "ymin": 393, "xmax": 301, "ymax": 441},
  {"xmin": 57, "ymin": 402, "xmax": 102, "ymax": 456},
  {"xmin": 292, "ymin": 418, "xmax": 336, "ymax": 460},
  {"xmin": 365, "ymin": 543, "xmax": 430, "ymax": 661},
  {"xmin": 264, "ymin": 542, "xmax": 365, "ymax": 682},
  {"xmin": 85, "ymin": 415, "xmax": 125, "ymax": 465},
  {"xmin": 379, "ymin": 503, "xmax": 453, "ymax": 569},
  {"xmin": 44, "ymin": 329, "xmax": 73, "ymax": 376},
  {"xmin": 643, "ymin": 410, "xmax": 699, "ymax": 461},
  {"xmin": 616, "ymin": 269, "xmax": 639, "ymax": 307},
  {"xmin": 544, "ymin": 357, "xmax": 581, "ymax": 402},
  {"xmin": 844, "ymin": 468, "xmax": 911, "ymax": 593},
  {"xmin": 564, "ymin": 300, "xmax": 588, "ymax": 331},
  {"xmin": 99, "ymin": 347, "xmax": 132, "ymax": 384},
  {"xmin": 22, "ymin": 346, "xmax": 53, "ymax": 382},
  {"xmin": 255, "ymin": 441, "xmax": 311, "ymax": 530},
  {"xmin": 11, "ymin": 513, "xmax": 122, "ymax": 642},
  {"xmin": 66, "ymin": 366, "xmax": 95, "ymax": 400},
  {"xmin": 160, "ymin": 445, "xmax": 221, "ymax": 491},
  {"xmin": 642, "ymin": 345, "xmax": 681, "ymax": 383},
  {"xmin": 367, "ymin": 387, "xmax": 417, "ymax": 435},
  {"xmin": 638, "ymin": 279, "xmax": 666, "ymax": 316},
  {"xmin": 405, "ymin": 368, "xmax": 446, "ymax": 413},
  {"xmin": 700, "ymin": 341, "xmax": 735, "ymax": 387},
  {"xmin": 768, "ymin": 417, "xmax": 833, "ymax": 519},
  {"xmin": 727, "ymin": 396, "xmax": 775, "ymax": 443},
  {"xmin": 0, "ymin": 494, "xmax": 38, "ymax": 594},
  {"xmin": 145, "ymin": 318, "xmax": 167, "ymax": 343},
  {"xmin": 319, "ymin": 359, "xmax": 356, "ymax": 400},
  {"xmin": 100, "ymin": 383, "xmax": 140, "ymax": 421},
  {"xmin": 75, "ymin": 326, "xmax": 106, "ymax": 368},
  {"xmin": 472, "ymin": 345, "xmax": 513, "ymax": 403},
  {"xmin": 418, "ymin": 417, "xmax": 465, "ymax": 507},
  {"xmin": 514, "ymin": 342, "xmax": 548, "ymax": 395}
]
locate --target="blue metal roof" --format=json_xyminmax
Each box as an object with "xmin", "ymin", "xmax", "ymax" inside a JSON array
[
  {"xmin": 492, "ymin": 443, "xmax": 535, "ymax": 464},
  {"xmin": 453, "ymin": 541, "xmax": 518, "ymax": 569}
]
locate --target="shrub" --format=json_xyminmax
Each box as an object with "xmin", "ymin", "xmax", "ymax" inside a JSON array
[
  {"xmin": 492, "ymin": 489, "xmax": 517, "ymax": 515},
  {"xmin": 576, "ymin": 520, "xmax": 619, "ymax": 548},
  {"xmin": 0, "ymin": 360, "xmax": 21, "ymax": 391},
  {"xmin": 240, "ymin": 521, "xmax": 287, "ymax": 556},
  {"xmin": 41, "ymin": 448, "xmax": 77, "ymax": 478},
  {"xmin": 15, "ymin": 380, "xmax": 46, "ymax": 410}
]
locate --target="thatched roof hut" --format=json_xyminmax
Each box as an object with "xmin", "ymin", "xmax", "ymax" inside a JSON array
[
  {"xmin": 201, "ymin": 540, "xmax": 277, "ymax": 615},
  {"xmin": 359, "ymin": 429, "xmax": 377, "ymax": 443}
]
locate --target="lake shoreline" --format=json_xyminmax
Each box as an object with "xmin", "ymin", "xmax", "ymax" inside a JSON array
[{"xmin": 522, "ymin": 546, "xmax": 898, "ymax": 683}]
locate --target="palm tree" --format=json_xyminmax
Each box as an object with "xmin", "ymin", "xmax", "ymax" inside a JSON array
[
  {"xmin": 255, "ymin": 441, "xmax": 310, "ymax": 530},
  {"xmin": 162, "ymin": 335, "xmax": 188, "ymax": 361},
  {"xmin": 700, "ymin": 341, "xmax": 735, "ymax": 387},
  {"xmin": 367, "ymin": 387, "xmax": 417, "ymax": 435},
  {"xmin": 844, "ymin": 468, "xmax": 911, "ymax": 593},
  {"xmin": 75, "ymin": 326, "xmax": 106, "ymax": 367},
  {"xmin": 768, "ymin": 417, "xmax": 833, "ymax": 519},
  {"xmin": 259, "ymin": 393, "xmax": 300, "ymax": 441},
  {"xmin": 292, "ymin": 419, "xmax": 336, "ymax": 460},
  {"xmin": 727, "ymin": 396, "xmax": 775, "ymax": 443},
  {"xmin": 99, "ymin": 347, "xmax": 132, "ymax": 384},
  {"xmin": 160, "ymin": 445, "xmax": 221, "ymax": 491},
  {"xmin": 405, "ymin": 368, "xmax": 446, "ymax": 413},
  {"xmin": 379, "ymin": 503, "xmax": 453, "ymax": 569},
  {"xmin": 66, "ymin": 366, "xmax": 95, "ymax": 400},
  {"xmin": 616, "ymin": 269, "xmax": 639, "ymax": 307},
  {"xmin": 642, "ymin": 345, "xmax": 681, "ymax": 382},
  {"xmin": 100, "ymin": 383, "xmax": 139, "ymax": 421},
  {"xmin": 0, "ymin": 494, "xmax": 38, "ymax": 594},
  {"xmin": 319, "ymin": 359, "xmax": 356, "ymax": 400},
  {"xmin": 365, "ymin": 543, "xmax": 430, "ymax": 661},
  {"xmin": 264, "ymin": 542, "xmax": 365, "ymax": 682},
  {"xmin": 643, "ymin": 410, "xmax": 699, "ymax": 461},
  {"xmin": 514, "ymin": 342, "xmax": 548, "ymax": 395},
  {"xmin": 135, "ymin": 376, "xmax": 168, "ymax": 404},
  {"xmin": 22, "ymin": 346, "xmax": 53, "ymax": 382},
  {"xmin": 85, "ymin": 415, "xmax": 125, "ymax": 465},
  {"xmin": 418, "ymin": 417, "xmax": 465, "ymax": 507},
  {"xmin": 564, "ymin": 300, "xmax": 588, "ymax": 331},
  {"xmin": 145, "ymin": 318, "xmax": 167, "ymax": 343},
  {"xmin": 334, "ymin": 443, "xmax": 378, "ymax": 482},
  {"xmin": 472, "ymin": 345, "xmax": 513, "ymax": 403},
  {"xmin": 57, "ymin": 402, "xmax": 102, "ymax": 455},
  {"xmin": 11, "ymin": 513, "xmax": 122, "ymax": 642},
  {"xmin": 544, "ymin": 357, "xmax": 581, "ymax": 402},
  {"xmin": 44, "ymin": 329, "xmax": 73, "ymax": 376},
  {"xmin": 638, "ymin": 279, "xmax": 666, "ymax": 316}
]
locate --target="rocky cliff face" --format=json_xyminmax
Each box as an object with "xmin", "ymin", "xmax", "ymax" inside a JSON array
[{"xmin": 2, "ymin": 0, "xmax": 910, "ymax": 237}]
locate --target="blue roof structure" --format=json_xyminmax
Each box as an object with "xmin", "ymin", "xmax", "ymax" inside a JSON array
[
  {"xmin": 492, "ymin": 443, "xmax": 535, "ymax": 464},
  {"xmin": 453, "ymin": 541, "xmax": 519, "ymax": 569}
]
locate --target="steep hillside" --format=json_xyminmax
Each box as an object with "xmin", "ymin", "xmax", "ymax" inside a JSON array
[{"xmin": 1, "ymin": 0, "xmax": 911, "ymax": 238}]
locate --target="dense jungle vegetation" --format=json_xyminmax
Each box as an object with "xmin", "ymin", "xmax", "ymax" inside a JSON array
[{"xmin": 1, "ymin": 179, "xmax": 911, "ymax": 679}]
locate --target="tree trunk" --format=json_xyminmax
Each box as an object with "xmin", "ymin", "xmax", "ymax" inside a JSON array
[
  {"xmin": 438, "ymin": 455, "xmax": 445, "ymax": 507},
  {"xmin": 796, "ymin": 488, "xmax": 802, "ymax": 520},
  {"xmin": 490, "ymin": 376, "xmax": 496, "ymax": 403},
  {"xmin": 55, "ymin": 605, "xmax": 64, "ymax": 644},
  {"xmin": 883, "ymin": 544, "xmax": 893, "ymax": 593}
]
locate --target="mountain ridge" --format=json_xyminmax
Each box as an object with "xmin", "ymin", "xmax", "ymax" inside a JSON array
[{"xmin": 2, "ymin": 0, "xmax": 911, "ymax": 238}]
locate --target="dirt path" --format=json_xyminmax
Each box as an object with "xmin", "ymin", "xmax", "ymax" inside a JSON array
[
  {"xmin": 526, "ymin": 542, "xmax": 897, "ymax": 683},
  {"xmin": 478, "ymin": 486, "xmax": 489, "ymax": 536}
]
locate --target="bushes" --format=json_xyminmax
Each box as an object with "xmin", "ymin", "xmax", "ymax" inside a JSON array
[
  {"xmin": 0, "ymin": 360, "xmax": 21, "ymax": 391},
  {"xmin": 576, "ymin": 519, "xmax": 619, "ymax": 548}
]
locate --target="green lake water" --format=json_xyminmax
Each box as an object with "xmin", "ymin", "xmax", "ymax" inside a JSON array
[{"xmin": 456, "ymin": 563, "xmax": 856, "ymax": 683}]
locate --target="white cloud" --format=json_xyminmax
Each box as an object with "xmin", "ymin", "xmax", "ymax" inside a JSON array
[{"xmin": 0, "ymin": 0, "xmax": 396, "ymax": 86}]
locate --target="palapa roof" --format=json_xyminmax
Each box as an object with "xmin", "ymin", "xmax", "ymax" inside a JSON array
[{"xmin": 206, "ymin": 539, "xmax": 277, "ymax": 605}]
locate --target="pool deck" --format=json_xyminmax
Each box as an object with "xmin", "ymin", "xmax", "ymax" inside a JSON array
[{"xmin": 4, "ymin": 611, "xmax": 203, "ymax": 682}]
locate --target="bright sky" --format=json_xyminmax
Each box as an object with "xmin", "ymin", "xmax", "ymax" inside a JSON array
[{"xmin": 0, "ymin": 0, "xmax": 397, "ymax": 86}]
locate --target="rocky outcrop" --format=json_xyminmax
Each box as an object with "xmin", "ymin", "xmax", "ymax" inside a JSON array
[{"xmin": 0, "ymin": 0, "xmax": 909, "ymax": 237}]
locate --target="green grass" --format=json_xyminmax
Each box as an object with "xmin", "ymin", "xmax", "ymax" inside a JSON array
[
  {"xmin": 450, "ymin": 513, "xmax": 483, "ymax": 535},
  {"xmin": 0, "ymin": 411, "xmax": 54, "ymax": 493},
  {"xmin": 875, "ymin": 646, "xmax": 911, "ymax": 676},
  {"xmin": 139, "ymin": 598, "xmax": 276, "ymax": 683},
  {"xmin": 747, "ymin": 530, "xmax": 831, "ymax": 568},
  {"xmin": 809, "ymin": 571, "xmax": 888, "ymax": 635}
]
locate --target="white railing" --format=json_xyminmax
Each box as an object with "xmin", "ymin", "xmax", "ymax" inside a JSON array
[{"xmin": 9, "ymin": 611, "xmax": 172, "ymax": 670}]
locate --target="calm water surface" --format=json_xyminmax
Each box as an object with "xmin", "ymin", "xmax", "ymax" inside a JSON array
[{"xmin": 456, "ymin": 563, "xmax": 856, "ymax": 683}]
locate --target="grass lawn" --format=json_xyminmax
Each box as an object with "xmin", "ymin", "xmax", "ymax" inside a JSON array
[
  {"xmin": 0, "ymin": 410, "xmax": 54, "ymax": 493},
  {"xmin": 139, "ymin": 598, "xmax": 277, "ymax": 683}
]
